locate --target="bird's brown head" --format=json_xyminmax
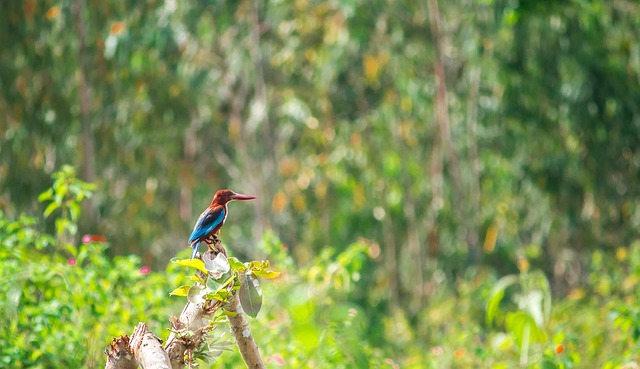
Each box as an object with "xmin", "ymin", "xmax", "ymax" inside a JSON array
[{"xmin": 212, "ymin": 189, "xmax": 256, "ymax": 205}]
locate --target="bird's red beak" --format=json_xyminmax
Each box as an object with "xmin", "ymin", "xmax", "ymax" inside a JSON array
[{"xmin": 232, "ymin": 193, "xmax": 256, "ymax": 201}]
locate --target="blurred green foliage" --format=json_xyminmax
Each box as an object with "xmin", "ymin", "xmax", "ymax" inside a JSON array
[
  {"xmin": 2, "ymin": 0, "xmax": 640, "ymax": 367},
  {"xmin": 5, "ymin": 174, "xmax": 640, "ymax": 369},
  {"xmin": 1, "ymin": 169, "xmax": 640, "ymax": 367}
]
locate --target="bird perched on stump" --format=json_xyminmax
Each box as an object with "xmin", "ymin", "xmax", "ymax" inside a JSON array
[{"xmin": 188, "ymin": 189, "xmax": 256, "ymax": 258}]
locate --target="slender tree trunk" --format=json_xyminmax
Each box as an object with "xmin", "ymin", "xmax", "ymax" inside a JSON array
[
  {"xmin": 247, "ymin": 0, "xmax": 274, "ymax": 240},
  {"xmin": 427, "ymin": 0, "xmax": 461, "ymax": 199},
  {"xmin": 72, "ymin": 0, "xmax": 95, "ymax": 183},
  {"xmin": 426, "ymin": 0, "xmax": 471, "ymax": 259},
  {"xmin": 72, "ymin": 0, "xmax": 97, "ymax": 231},
  {"xmin": 425, "ymin": 0, "xmax": 445, "ymax": 259},
  {"xmin": 427, "ymin": 138, "xmax": 443, "ymax": 259},
  {"xmin": 466, "ymin": 66, "xmax": 482, "ymax": 263}
]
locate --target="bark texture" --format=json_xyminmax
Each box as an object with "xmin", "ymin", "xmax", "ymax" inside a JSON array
[
  {"xmin": 130, "ymin": 323, "xmax": 171, "ymax": 369},
  {"xmin": 104, "ymin": 335, "xmax": 136, "ymax": 369},
  {"xmin": 227, "ymin": 297, "xmax": 267, "ymax": 369}
]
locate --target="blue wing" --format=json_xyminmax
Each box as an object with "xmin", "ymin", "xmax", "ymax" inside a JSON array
[{"xmin": 188, "ymin": 206, "xmax": 225, "ymax": 244}]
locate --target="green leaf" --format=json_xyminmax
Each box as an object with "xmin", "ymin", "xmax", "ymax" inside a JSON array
[
  {"xmin": 486, "ymin": 289, "xmax": 505, "ymax": 326},
  {"xmin": 239, "ymin": 273, "xmax": 262, "ymax": 318},
  {"xmin": 173, "ymin": 258, "xmax": 207, "ymax": 273},
  {"xmin": 170, "ymin": 285, "xmax": 191, "ymax": 297},
  {"xmin": 228, "ymin": 257, "xmax": 246, "ymax": 272},
  {"xmin": 218, "ymin": 310, "xmax": 238, "ymax": 317},
  {"xmin": 252, "ymin": 268, "xmax": 281, "ymax": 279},
  {"xmin": 68, "ymin": 202, "xmax": 80, "ymax": 221},
  {"xmin": 38, "ymin": 189, "xmax": 53, "ymax": 202},
  {"xmin": 30, "ymin": 349, "xmax": 44, "ymax": 361},
  {"xmin": 205, "ymin": 269, "xmax": 234, "ymax": 301},
  {"xmin": 187, "ymin": 285, "xmax": 206, "ymax": 304},
  {"xmin": 486, "ymin": 274, "xmax": 519, "ymax": 325},
  {"xmin": 206, "ymin": 276, "xmax": 223, "ymax": 291},
  {"xmin": 208, "ymin": 289, "xmax": 231, "ymax": 302},
  {"xmin": 55, "ymin": 218, "xmax": 67, "ymax": 236},
  {"xmin": 189, "ymin": 275, "xmax": 205, "ymax": 285},
  {"xmin": 44, "ymin": 202, "xmax": 58, "ymax": 218},
  {"xmin": 505, "ymin": 311, "xmax": 547, "ymax": 348}
]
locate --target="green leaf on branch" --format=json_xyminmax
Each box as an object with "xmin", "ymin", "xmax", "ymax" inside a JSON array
[
  {"xmin": 243, "ymin": 259, "xmax": 280, "ymax": 279},
  {"xmin": 38, "ymin": 189, "xmax": 53, "ymax": 202},
  {"xmin": 170, "ymin": 285, "xmax": 191, "ymax": 297},
  {"xmin": 189, "ymin": 275, "xmax": 206, "ymax": 285},
  {"xmin": 44, "ymin": 202, "xmax": 58, "ymax": 218},
  {"xmin": 252, "ymin": 268, "xmax": 281, "ymax": 279},
  {"xmin": 244, "ymin": 260, "xmax": 264, "ymax": 270},
  {"xmin": 228, "ymin": 257, "xmax": 246, "ymax": 272},
  {"xmin": 217, "ymin": 310, "xmax": 238, "ymax": 318},
  {"xmin": 68, "ymin": 202, "xmax": 80, "ymax": 221},
  {"xmin": 208, "ymin": 289, "xmax": 231, "ymax": 302},
  {"xmin": 173, "ymin": 258, "xmax": 207, "ymax": 273},
  {"xmin": 239, "ymin": 273, "xmax": 262, "ymax": 318},
  {"xmin": 206, "ymin": 277, "xmax": 222, "ymax": 291},
  {"xmin": 188, "ymin": 285, "xmax": 206, "ymax": 304}
]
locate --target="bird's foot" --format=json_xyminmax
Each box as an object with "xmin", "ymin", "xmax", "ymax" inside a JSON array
[
  {"xmin": 205, "ymin": 236, "xmax": 225, "ymax": 256},
  {"xmin": 203, "ymin": 235, "xmax": 219, "ymax": 244}
]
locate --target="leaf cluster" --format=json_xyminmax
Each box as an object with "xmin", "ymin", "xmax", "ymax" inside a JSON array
[{"xmin": 170, "ymin": 254, "xmax": 280, "ymax": 319}]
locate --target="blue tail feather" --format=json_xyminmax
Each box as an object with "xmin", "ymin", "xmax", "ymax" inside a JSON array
[{"xmin": 191, "ymin": 242, "xmax": 199, "ymax": 259}]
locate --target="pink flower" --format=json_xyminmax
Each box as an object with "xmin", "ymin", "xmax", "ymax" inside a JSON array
[
  {"xmin": 82, "ymin": 234, "xmax": 92, "ymax": 244},
  {"xmin": 272, "ymin": 354, "xmax": 284, "ymax": 366},
  {"xmin": 432, "ymin": 346, "xmax": 443, "ymax": 356},
  {"xmin": 383, "ymin": 358, "xmax": 400, "ymax": 369},
  {"xmin": 68, "ymin": 258, "xmax": 76, "ymax": 266},
  {"xmin": 139, "ymin": 266, "xmax": 151, "ymax": 275}
]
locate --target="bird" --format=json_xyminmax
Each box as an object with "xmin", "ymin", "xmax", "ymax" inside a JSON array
[{"xmin": 188, "ymin": 189, "xmax": 256, "ymax": 258}]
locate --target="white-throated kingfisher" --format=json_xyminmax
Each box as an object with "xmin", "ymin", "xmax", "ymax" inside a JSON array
[{"xmin": 188, "ymin": 189, "xmax": 256, "ymax": 258}]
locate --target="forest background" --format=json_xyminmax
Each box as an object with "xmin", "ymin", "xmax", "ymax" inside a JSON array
[{"xmin": 1, "ymin": 0, "xmax": 640, "ymax": 368}]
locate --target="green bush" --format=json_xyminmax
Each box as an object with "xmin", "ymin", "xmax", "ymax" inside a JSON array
[{"xmin": 0, "ymin": 167, "xmax": 182, "ymax": 368}]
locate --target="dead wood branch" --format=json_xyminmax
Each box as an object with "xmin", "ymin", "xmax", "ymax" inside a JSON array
[
  {"xmin": 104, "ymin": 241, "xmax": 266, "ymax": 369},
  {"xmin": 104, "ymin": 335, "xmax": 136, "ymax": 369},
  {"xmin": 130, "ymin": 323, "xmax": 171, "ymax": 369}
]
